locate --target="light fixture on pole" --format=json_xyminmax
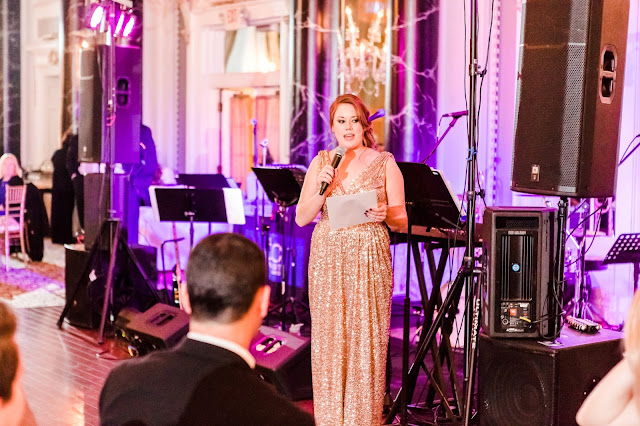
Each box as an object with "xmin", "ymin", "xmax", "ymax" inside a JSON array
[
  {"xmin": 86, "ymin": 1, "xmax": 138, "ymax": 40},
  {"xmin": 338, "ymin": 5, "xmax": 387, "ymax": 97}
]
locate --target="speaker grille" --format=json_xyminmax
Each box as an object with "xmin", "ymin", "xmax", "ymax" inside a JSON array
[
  {"xmin": 496, "ymin": 216, "xmax": 539, "ymax": 230},
  {"xmin": 479, "ymin": 340, "xmax": 553, "ymax": 425},
  {"xmin": 500, "ymin": 235, "xmax": 534, "ymax": 301}
]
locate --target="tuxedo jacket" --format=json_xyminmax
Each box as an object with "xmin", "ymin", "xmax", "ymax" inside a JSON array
[{"xmin": 99, "ymin": 338, "xmax": 314, "ymax": 426}]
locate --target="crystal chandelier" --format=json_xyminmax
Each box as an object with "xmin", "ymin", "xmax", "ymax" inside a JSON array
[{"xmin": 339, "ymin": 6, "xmax": 387, "ymax": 97}]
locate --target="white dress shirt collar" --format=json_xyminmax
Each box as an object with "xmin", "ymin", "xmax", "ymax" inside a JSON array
[{"xmin": 187, "ymin": 331, "xmax": 256, "ymax": 369}]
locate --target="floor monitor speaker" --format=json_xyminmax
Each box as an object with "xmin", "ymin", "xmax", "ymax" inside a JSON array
[
  {"xmin": 250, "ymin": 326, "xmax": 312, "ymax": 400},
  {"xmin": 478, "ymin": 328, "xmax": 622, "ymax": 425},
  {"xmin": 511, "ymin": 0, "xmax": 630, "ymax": 197},
  {"xmin": 115, "ymin": 303, "xmax": 189, "ymax": 356}
]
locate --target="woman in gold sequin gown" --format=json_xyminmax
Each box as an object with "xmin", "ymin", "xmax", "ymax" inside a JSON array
[{"xmin": 296, "ymin": 94, "xmax": 408, "ymax": 425}]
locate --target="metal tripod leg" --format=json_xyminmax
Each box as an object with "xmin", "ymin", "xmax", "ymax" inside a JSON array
[{"xmin": 385, "ymin": 266, "xmax": 470, "ymax": 424}]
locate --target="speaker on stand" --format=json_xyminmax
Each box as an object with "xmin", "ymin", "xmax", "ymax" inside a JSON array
[{"xmin": 511, "ymin": 0, "xmax": 630, "ymax": 198}]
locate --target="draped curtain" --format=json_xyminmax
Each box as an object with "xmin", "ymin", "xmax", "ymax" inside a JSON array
[
  {"xmin": 255, "ymin": 95, "xmax": 280, "ymax": 164},
  {"xmin": 229, "ymin": 94, "xmax": 253, "ymax": 190}
]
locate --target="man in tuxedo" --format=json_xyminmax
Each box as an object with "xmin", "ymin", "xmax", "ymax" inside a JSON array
[{"xmin": 99, "ymin": 233, "xmax": 314, "ymax": 425}]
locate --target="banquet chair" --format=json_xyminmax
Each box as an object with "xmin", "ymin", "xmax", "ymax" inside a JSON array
[{"xmin": 0, "ymin": 185, "xmax": 28, "ymax": 271}]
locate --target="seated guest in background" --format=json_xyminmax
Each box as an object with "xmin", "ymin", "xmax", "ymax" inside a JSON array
[
  {"xmin": 0, "ymin": 301, "xmax": 36, "ymax": 425},
  {"xmin": 576, "ymin": 289, "xmax": 640, "ymax": 425},
  {"xmin": 51, "ymin": 131, "xmax": 76, "ymax": 244},
  {"xmin": 0, "ymin": 154, "xmax": 23, "ymax": 208},
  {"xmin": 0, "ymin": 154, "xmax": 48, "ymax": 261},
  {"xmin": 99, "ymin": 233, "xmax": 315, "ymax": 426}
]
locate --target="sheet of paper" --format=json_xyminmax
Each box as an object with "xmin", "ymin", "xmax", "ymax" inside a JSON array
[{"xmin": 325, "ymin": 190, "xmax": 377, "ymax": 231}]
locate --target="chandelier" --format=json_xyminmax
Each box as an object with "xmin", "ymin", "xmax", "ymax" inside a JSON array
[{"xmin": 339, "ymin": 6, "xmax": 387, "ymax": 97}]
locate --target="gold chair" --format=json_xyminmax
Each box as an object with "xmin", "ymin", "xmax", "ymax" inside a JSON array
[{"xmin": 0, "ymin": 185, "xmax": 28, "ymax": 271}]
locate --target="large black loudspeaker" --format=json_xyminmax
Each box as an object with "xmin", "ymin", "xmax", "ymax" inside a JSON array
[
  {"xmin": 64, "ymin": 245, "xmax": 100, "ymax": 329},
  {"xmin": 482, "ymin": 207, "xmax": 557, "ymax": 338},
  {"xmin": 79, "ymin": 45, "xmax": 141, "ymax": 164},
  {"xmin": 511, "ymin": 0, "xmax": 630, "ymax": 198},
  {"xmin": 249, "ymin": 326, "xmax": 312, "ymax": 400},
  {"xmin": 64, "ymin": 244, "xmax": 159, "ymax": 329},
  {"xmin": 478, "ymin": 328, "xmax": 623, "ymax": 425}
]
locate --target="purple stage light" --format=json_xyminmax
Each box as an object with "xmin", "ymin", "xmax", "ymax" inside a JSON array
[
  {"xmin": 123, "ymin": 16, "xmax": 135, "ymax": 37},
  {"xmin": 115, "ymin": 13, "xmax": 125, "ymax": 36},
  {"xmin": 89, "ymin": 5, "xmax": 104, "ymax": 29}
]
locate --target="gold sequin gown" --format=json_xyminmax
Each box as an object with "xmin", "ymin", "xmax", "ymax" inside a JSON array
[{"xmin": 308, "ymin": 150, "xmax": 394, "ymax": 426}]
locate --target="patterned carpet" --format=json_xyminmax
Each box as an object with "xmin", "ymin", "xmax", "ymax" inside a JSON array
[{"xmin": 0, "ymin": 241, "xmax": 67, "ymax": 308}]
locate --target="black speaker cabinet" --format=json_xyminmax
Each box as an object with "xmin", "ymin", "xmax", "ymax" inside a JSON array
[
  {"xmin": 511, "ymin": 0, "xmax": 630, "ymax": 198},
  {"xmin": 250, "ymin": 326, "xmax": 312, "ymax": 400},
  {"xmin": 115, "ymin": 303, "xmax": 189, "ymax": 356},
  {"xmin": 84, "ymin": 173, "xmax": 139, "ymax": 248},
  {"xmin": 78, "ymin": 45, "xmax": 141, "ymax": 165},
  {"xmin": 478, "ymin": 327, "xmax": 623, "ymax": 426},
  {"xmin": 64, "ymin": 245, "xmax": 100, "ymax": 329},
  {"xmin": 482, "ymin": 207, "xmax": 557, "ymax": 338}
]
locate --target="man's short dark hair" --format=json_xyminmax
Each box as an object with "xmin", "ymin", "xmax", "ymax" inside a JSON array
[
  {"xmin": 0, "ymin": 301, "xmax": 18, "ymax": 401},
  {"xmin": 185, "ymin": 233, "xmax": 265, "ymax": 322}
]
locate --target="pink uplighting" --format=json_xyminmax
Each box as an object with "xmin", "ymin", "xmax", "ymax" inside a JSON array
[
  {"xmin": 89, "ymin": 5, "xmax": 104, "ymax": 29},
  {"xmin": 123, "ymin": 16, "xmax": 135, "ymax": 37}
]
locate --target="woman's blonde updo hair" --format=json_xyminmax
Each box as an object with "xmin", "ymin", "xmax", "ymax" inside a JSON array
[{"xmin": 329, "ymin": 94, "xmax": 376, "ymax": 148}]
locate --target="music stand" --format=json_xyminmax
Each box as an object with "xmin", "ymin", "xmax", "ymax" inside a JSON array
[
  {"xmin": 603, "ymin": 233, "xmax": 640, "ymax": 292},
  {"xmin": 150, "ymin": 186, "xmax": 245, "ymax": 249},
  {"xmin": 398, "ymin": 162, "xmax": 463, "ymax": 231},
  {"xmin": 388, "ymin": 162, "xmax": 467, "ymax": 424},
  {"xmin": 252, "ymin": 167, "xmax": 304, "ymax": 207},
  {"xmin": 252, "ymin": 166, "xmax": 307, "ymax": 331},
  {"xmin": 176, "ymin": 173, "xmax": 231, "ymax": 189}
]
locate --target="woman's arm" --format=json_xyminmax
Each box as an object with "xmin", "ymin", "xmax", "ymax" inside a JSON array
[
  {"xmin": 295, "ymin": 156, "xmax": 331, "ymax": 227},
  {"xmin": 576, "ymin": 357, "xmax": 637, "ymax": 425},
  {"xmin": 383, "ymin": 157, "xmax": 407, "ymax": 233}
]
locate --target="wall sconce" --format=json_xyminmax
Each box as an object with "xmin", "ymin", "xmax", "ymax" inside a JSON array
[{"xmin": 339, "ymin": 5, "xmax": 387, "ymax": 97}]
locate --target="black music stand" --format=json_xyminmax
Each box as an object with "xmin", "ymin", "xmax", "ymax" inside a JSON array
[
  {"xmin": 604, "ymin": 233, "xmax": 640, "ymax": 293},
  {"xmin": 177, "ymin": 173, "xmax": 231, "ymax": 189},
  {"xmin": 252, "ymin": 167, "xmax": 307, "ymax": 331},
  {"xmin": 150, "ymin": 186, "xmax": 246, "ymax": 250},
  {"xmin": 388, "ymin": 162, "xmax": 467, "ymax": 424}
]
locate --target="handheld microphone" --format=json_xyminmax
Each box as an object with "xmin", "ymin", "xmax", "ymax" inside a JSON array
[
  {"xmin": 442, "ymin": 110, "xmax": 468, "ymax": 118},
  {"xmin": 250, "ymin": 119, "xmax": 257, "ymax": 125},
  {"xmin": 319, "ymin": 146, "xmax": 346, "ymax": 196},
  {"xmin": 369, "ymin": 109, "xmax": 385, "ymax": 122}
]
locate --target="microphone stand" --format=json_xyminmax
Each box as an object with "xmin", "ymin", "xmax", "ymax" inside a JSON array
[
  {"xmin": 422, "ymin": 114, "xmax": 465, "ymax": 164},
  {"xmin": 250, "ymin": 119, "xmax": 261, "ymax": 247},
  {"xmin": 260, "ymin": 139, "xmax": 269, "ymax": 260},
  {"xmin": 463, "ymin": 1, "xmax": 481, "ymax": 424}
]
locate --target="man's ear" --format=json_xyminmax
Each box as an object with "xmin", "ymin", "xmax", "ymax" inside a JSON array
[
  {"xmin": 179, "ymin": 282, "xmax": 192, "ymax": 315},
  {"xmin": 258, "ymin": 285, "xmax": 270, "ymax": 319}
]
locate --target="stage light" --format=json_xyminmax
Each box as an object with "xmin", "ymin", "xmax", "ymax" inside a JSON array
[
  {"xmin": 89, "ymin": 5, "xmax": 105, "ymax": 29},
  {"xmin": 122, "ymin": 15, "xmax": 135, "ymax": 38},
  {"xmin": 114, "ymin": 13, "xmax": 125, "ymax": 36}
]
